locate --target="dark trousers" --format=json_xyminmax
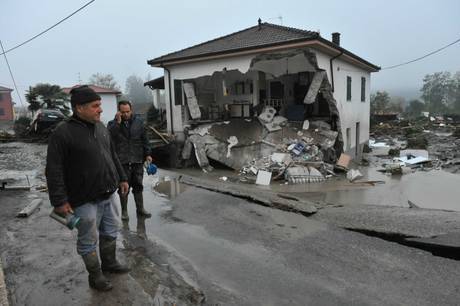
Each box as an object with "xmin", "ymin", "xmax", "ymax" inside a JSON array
[{"xmin": 121, "ymin": 163, "xmax": 144, "ymax": 194}]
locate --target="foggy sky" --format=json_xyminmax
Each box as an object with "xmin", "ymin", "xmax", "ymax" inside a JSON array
[{"xmin": 1, "ymin": 0, "xmax": 459, "ymax": 107}]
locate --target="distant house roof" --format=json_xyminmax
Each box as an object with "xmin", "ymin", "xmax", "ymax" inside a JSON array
[
  {"xmin": 0, "ymin": 86, "xmax": 13, "ymax": 92},
  {"xmin": 62, "ymin": 84, "xmax": 122, "ymax": 95},
  {"xmin": 144, "ymin": 76, "xmax": 164, "ymax": 90},
  {"xmin": 148, "ymin": 22, "xmax": 379, "ymax": 71}
]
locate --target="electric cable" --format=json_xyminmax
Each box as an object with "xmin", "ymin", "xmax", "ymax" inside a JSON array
[
  {"xmin": 381, "ymin": 37, "xmax": 460, "ymax": 70},
  {"xmin": 0, "ymin": 40, "xmax": 24, "ymax": 106},
  {"xmin": 0, "ymin": 0, "xmax": 95, "ymax": 55}
]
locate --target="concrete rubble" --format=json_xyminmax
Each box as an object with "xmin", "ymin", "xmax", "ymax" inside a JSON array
[{"xmin": 182, "ymin": 115, "xmax": 341, "ymax": 185}]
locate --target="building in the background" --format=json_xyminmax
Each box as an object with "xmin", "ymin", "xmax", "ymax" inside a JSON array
[
  {"xmin": 147, "ymin": 21, "xmax": 379, "ymax": 158},
  {"xmin": 144, "ymin": 76, "xmax": 166, "ymax": 111},
  {"xmin": 0, "ymin": 86, "xmax": 15, "ymax": 122},
  {"xmin": 62, "ymin": 85, "xmax": 121, "ymax": 124}
]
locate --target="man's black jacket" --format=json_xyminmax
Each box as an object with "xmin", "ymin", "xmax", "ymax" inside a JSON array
[
  {"xmin": 107, "ymin": 114, "xmax": 150, "ymax": 164},
  {"xmin": 46, "ymin": 116, "xmax": 127, "ymax": 208}
]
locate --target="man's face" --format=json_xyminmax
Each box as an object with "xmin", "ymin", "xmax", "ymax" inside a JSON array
[
  {"xmin": 76, "ymin": 100, "xmax": 102, "ymax": 123},
  {"xmin": 119, "ymin": 104, "xmax": 132, "ymax": 121}
]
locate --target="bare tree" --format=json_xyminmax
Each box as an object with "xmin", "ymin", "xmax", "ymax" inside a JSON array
[
  {"xmin": 89, "ymin": 73, "xmax": 119, "ymax": 90},
  {"xmin": 124, "ymin": 74, "xmax": 152, "ymax": 113}
]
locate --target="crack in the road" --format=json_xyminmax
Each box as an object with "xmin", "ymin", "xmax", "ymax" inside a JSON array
[{"xmin": 345, "ymin": 228, "xmax": 460, "ymax": 261}]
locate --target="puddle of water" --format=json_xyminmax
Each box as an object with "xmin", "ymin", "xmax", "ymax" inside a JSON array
[
  {"xmin": 323, "ymin": 170, "xmax": 460, "ymax": 212},
  {"xmin": 152, "ymin": 177, "xmax": 188, "ymax": 199}
]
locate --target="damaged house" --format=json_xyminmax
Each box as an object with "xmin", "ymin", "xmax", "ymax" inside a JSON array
[{"xmin": 146, "ymin": 20, "xmax": 379, "ymax": 179}]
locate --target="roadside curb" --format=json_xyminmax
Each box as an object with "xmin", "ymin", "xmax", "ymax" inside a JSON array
[{"xmin": 0, "ymin": 258, "xmax": 9, "ymax": 306}]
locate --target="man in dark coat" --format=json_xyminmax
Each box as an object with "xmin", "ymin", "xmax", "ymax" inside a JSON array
[
  {"xmin": 108, "ymin": 100, "xmax": 152, "ymax": 221},
  {"xmin": 46, "ymin": 85, "xmax": 130, "ymax": 291}
]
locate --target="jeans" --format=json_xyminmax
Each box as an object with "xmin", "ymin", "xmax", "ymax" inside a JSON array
[{"xmin": 73, "ymin": 193, "xmax": 120, "ymax": 255}]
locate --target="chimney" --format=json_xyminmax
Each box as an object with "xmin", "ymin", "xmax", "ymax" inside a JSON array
[
  {"xmin": 258, "ymin": 18, "xmax": 262, "ymax": 30},
  {"xmin": 332, "ymin": 32, "xmax": 340, "ymax": 46}
]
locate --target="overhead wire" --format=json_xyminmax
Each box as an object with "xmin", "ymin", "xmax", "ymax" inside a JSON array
[
  {"xmin": 0, "ymin": 0, "xmax": 95, "ymax": 55},
  {"xmin": 0, "ymin": 40, "xmax": 24, "ymax": 106},
  {"xmin": 381, "ymin": 37, "xmax": 460, "ymax": 70}
]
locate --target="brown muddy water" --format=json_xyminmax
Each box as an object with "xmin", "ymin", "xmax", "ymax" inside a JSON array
[{"xmin": 174, "ymin": 166, "xmax": 460, "ymax": 212}]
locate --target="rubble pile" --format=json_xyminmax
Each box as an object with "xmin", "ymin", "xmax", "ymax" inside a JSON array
[
  {"xmin": 182, "ymin": 107, "xmax": 342, "ymax": 185},
  {"xmin": 369, "ymin": 115, "xmax": 460, "ymax": 174}
]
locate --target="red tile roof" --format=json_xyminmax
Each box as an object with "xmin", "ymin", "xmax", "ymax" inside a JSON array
[
  {"xmin": 0, "ymin": 86, "xmax": 13, "ymax": 92},
  {"xmin": 62, "ymin": 84, "xmax": 121, "ymax": 95}
]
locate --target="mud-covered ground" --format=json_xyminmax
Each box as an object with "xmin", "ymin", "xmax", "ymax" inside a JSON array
[
  {"xmin": 2, "ymin": 140, "xmax": 460, "ymax": 305},
  {"xmin": 0, "ymin": 142, "xmax": 203, "ymax": 305}
]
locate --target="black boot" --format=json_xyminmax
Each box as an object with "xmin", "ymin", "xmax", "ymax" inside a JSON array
[
  {"xmin": 133, "ymin": 192, "xmax": 151, "ymax": 218},
  {"xmin": 119, "ymin": 194, "xmax": 129, "ymax": 221},
  {"xmin": 99, "ymin": 235, "xmax": 130, "ymax": 274},
  {"xmin": 82, "ymin": 251, "xmax": 113, "ymax": 291}
]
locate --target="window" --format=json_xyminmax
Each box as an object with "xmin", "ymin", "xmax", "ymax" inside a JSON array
[
  {"xmin": 174, "ymin": 80, "xmax": 183, "ymax": 106},
  {"xmin": 0, "ymin": 93, "xmax": 3, "ymax": 101},
  {"xmin": 0, "ymin": 108, "xmax": 5, "ymax": 116},
  {"xmin": 361, "ymin": 77, "xmax": 366, "ymax": 102},
  {"xmin": 346, "ymin": 76, "xmax": 352, "ymax": 101},
  {"xmin": 346, "ymin": 128, "xmax": 351, "ymax": 151}
]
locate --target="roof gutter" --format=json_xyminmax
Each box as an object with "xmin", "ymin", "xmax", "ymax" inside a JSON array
[
  {"xmin": 161, "ymin": 65, "xmax": 175, "ymax": 135},
  {"xmin": 329, "ymin": 50, "xmax": 344, "ymax": 92}
]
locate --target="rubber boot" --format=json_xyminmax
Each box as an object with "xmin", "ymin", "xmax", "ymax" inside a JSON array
[
  {"xmin": 133, "ymin": 192, "xmax": 151, "ymax": 218},
  {"xmin": 82, "ymin": 251, "xmax": 113, "ymax": 291},
  {"xmin": 119, "ymin": 194, "xmax": 129, "ymax": 221},
  {"xmin": 99, "ymin": 235, "xmax": 130, "ymax": 274}
]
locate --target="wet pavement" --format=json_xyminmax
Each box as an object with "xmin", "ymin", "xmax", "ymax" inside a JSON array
[
  {"xmin": 2, "ymin": 142, "xmax": 460, "ymax": 305},
  {"xmin": 137, "ymin": 174, "xmax": 460, "ymax": 305}
]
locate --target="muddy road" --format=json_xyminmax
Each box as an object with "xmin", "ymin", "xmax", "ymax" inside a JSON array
[{"xmin": 1, "ymin": 142, "xmax": 460, "ymax": 305}]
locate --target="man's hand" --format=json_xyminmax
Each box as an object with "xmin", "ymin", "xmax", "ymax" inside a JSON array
[
  {"xmin": 145, "ymin": 156, "xmax": 152, "ymax": 163},
  {"xmin": 54, "ymin": 202, "xmax": 72, "ymax": 215},
  {"xmin": 119, "ymin": 181, "xmax": 129, "ymax": 195},
  {"xmin": 115, "ymin": 111, "xmax": 122, "ymax": 124}
]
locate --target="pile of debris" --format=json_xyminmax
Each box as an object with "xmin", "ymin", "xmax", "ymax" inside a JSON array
[
  {"xmin": 369, "ymin": 115, "xmax": 460, "ymax": 174},
  {"xmin": 182, "ymin": 106, "xmax": 344, "ymax": 185}
]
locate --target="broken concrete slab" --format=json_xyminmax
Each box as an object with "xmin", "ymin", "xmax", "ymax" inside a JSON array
[
  {"xmin": 303, "ymin": 71, "xmax": 325, "ymax": 104},
  {"xmin": 179, "ymin": 175, "xmax": 317, "ymax": 214},
  {"xmin": 209, "ymin": 119, "xmax": 263, "ymax": 146},
  {"xmin": 183, "ymin": 82, "xmax": 201, "ymax": 119}
]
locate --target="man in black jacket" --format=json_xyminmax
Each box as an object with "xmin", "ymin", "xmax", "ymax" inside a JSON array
[
  {"xmin": 108, "ymin": 100, "xmax": 152, "ymax": 221},
  {"xmin": 46, "ymin": 85, "xmax": 130, "ymax": 292}
]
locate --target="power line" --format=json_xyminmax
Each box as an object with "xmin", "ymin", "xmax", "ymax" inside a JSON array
[
  {"xmin": 381, "ymin": 37, "xmax": 460, "ymax": 70},
  {"xmin": 0, "ymin": 40, "xmax": 24, "ymax": 107},
  {"xmin": 0, "ymin": 0, "xmax": 95, "ymax": 55}
]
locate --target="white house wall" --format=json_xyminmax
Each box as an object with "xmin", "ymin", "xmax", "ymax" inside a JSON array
[
  {"xmin": 99, "ymin": 93, "xmax": 118, "ymax": 125},
  {"xmin": 315, "ymin": 51, "xmax": 371, "ymax": 157},
  {"xmin": 164, "ymin": 50, "xmax": 372, "ymax": 154}
]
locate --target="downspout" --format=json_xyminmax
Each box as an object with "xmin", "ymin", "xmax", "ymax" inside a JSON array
[
  {"xmin": 161, "ymin": 65, "xmax": 175, "ymax": 135},
  {"xmin": 329, "ymin": 50, "xmax": 343, "ymax": 92}
]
